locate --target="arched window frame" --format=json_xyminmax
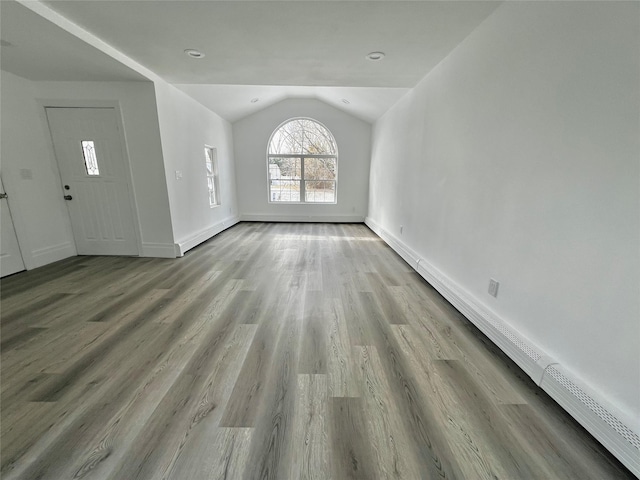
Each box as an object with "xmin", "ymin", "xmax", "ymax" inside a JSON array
[{"xmin": 267, "ymin": 117, "xmax": 338, "ymax": 204}]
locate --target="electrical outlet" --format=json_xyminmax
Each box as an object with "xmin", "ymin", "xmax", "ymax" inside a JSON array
[
  {"xmin": 400, "ymin": 225, "xmax": 403, "ymax": 235},
  {"xmin": 488, "ymin": 279, "xmax": 499, "ymax": 298},
  {"xmin": 175, "ymin": 170, "xmax": 182, "ymax": 180}
]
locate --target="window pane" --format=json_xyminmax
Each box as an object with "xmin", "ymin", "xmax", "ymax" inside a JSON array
[
  {"xmin": 268, "ymin": 118, "xmax": 337, "ymax": 156},
  {"xmin": 304, "ymin": 157, "xmax": 336, "ymax": 181},
  {"xmin": 268, "ymin": 157, "xmax": 302, "ymax": 202},
  {"xmin": 267, "ymin": 119, "xmax": 338, "ymax": 204},
  {"xmin": 270, "ymin": 179, "xmax": 301, "ymax": 202},
  {"xmin": 205, "ymin": 146, "xmax": 220, "ymax": 206},
  {"xmin": 305, "ymin": 180, "xmax": 335, "ymax": 203},
  {"xmin": 81, "ymin": 140, "xmax": 100, "ymax": 176},
  {"xmin": 269, "ymin": 157, "xmax": 301, "ymax": 179}
]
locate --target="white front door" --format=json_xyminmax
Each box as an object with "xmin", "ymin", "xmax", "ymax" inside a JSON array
[
  {"xmin": 0, "ymin": 176, "xmax": 26, "ymax": 277},
  {"xmin": 46, "ymin": 107, "xmax": 139, "ymax": 256}
]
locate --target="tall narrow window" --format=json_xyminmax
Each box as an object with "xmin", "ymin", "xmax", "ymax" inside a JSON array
[
  {"xmin": 267, "ymin": 118, "xmax": 337, "ymax": 203},
  {"xmin": 205, "ymin": 146, "xmax": 220, "ymax": 206},
  {"xmin": 81, "ymin": 140, "xmax": 100, "ymax": 176}
]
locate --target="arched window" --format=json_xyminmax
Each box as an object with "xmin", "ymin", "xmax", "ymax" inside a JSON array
[{"xmin": 267, "ymin": 118, "xmax": 338, "ymax": 203}]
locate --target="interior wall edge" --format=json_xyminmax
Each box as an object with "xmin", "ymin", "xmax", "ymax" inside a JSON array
[
  {"xmin": 365, "ymin": 215, "xmax": 640, "ymax": 477},
  {"xmin": 16, "ymin": 0, "xmax": 161, "ymax": 83}
]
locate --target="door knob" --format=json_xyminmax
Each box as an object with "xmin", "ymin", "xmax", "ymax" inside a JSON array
[
  {"xmin": 64, "ymin": 195, "xmax": 73, "ymax": 200},
  {"xmin": 0, "ymin": 192, "xmax": 7, "ymax": 199}
]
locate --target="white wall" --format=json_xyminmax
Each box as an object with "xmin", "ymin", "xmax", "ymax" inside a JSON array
[
  {"xmin": 34, "ymin": 80, "xmax": 175, "ymax": 257},
  {"xmin": 0, "ymin": 70, "xmax": 76, "ymax": 268},
  {"xmin": 154, "ymin": 82, "xmax": 239, "ymax": 254},
  {"xmin": 0, "ymin": 71, "xmax": 177, "ymax": 265},
  {"xmin": 368, "ymin": 1, "xmax": 639, "ymax": 425},
  {"xmin": 233, "ymin": 98, "xmax": 371, "ymax": 222}
]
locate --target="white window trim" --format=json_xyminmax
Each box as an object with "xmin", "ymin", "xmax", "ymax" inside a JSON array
[
  {"xmin": 205, "ymin": 145, "xmax": 220, "ymax": 207},
  {"xmin": 266, "ymin": 118, "xmax": 338, "ymax": 204},
  {"xmin": 267, "ymin": 154, "xmax": 338, "ymax": 204}
]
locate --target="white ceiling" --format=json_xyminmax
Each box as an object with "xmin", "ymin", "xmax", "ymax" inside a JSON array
[
  {"xmin": 0, "ymin": 1, "xmax": 146, "ymax": 82},
  {"xmin": 2, "ymin": 0, "xmax": 502, "ymax": 122},
  {"xmin": 41, "ymin": 0, "xmax": 501, "ymax": 87},
  {"xmin": 174, "ymin": 84, "xmax": 410, "ymax": 123}
]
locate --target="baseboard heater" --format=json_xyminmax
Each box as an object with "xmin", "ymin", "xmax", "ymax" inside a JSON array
[{"xmin": 365, "ymin": 217, "xmax": 640, "ymax": 478}]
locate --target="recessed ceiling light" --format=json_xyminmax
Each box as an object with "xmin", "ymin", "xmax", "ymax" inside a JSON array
[
  {"xmin": 366, "ymin": 51, "xmax": 385, "ymax": 61},
  {"xmin": 250, "ymin": 98, "xmax": 260, "ymax": 103},
  {"xmin": 184, "ymin": 49, "xmax": 205, "ymax": 59},
  {"xmin": 341, "ymin": 99, "xmax": 350, "ymax": 104}
]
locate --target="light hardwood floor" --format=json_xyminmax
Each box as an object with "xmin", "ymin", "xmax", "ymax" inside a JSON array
[{"xmin": 0, "ymin": 222, "xmax": 633, "ymax": 479}]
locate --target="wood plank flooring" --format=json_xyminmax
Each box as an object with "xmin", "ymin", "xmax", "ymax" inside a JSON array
[{"xmin": 0, "ymin": 222, "xmax": 633, "ymax": 480}]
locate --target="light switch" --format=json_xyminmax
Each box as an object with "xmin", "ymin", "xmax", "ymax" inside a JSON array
[
  {"xmin": 488, "ymin": 279, "xmax": 500, "ymax": 297},
  {"xmin": 175, "ymin": 170, "xmax": 182, "ymax": 180}
]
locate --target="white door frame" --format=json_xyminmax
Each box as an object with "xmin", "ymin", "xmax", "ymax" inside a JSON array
[{"xmin": 38, "ymin": 99, "xmax": 144, "ymax": 256}]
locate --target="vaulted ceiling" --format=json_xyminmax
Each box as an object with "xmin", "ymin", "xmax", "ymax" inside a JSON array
[{"xmin": 1, "ymin": 0, "xmax": 501, "ymax": 122}]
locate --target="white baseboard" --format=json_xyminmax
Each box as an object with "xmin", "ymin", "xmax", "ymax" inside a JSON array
[
  {"xmin": 364, "ymin": 216, "xmax": 640, "ymax": 477},
  {"xmin": 240, "ymin": 214, "xmax": 364, "ymax": 223},
  {"xmin": 542, "ymin": 366, "xmax": 640, "ymax": 476},
  {"xmin": 141, "ymin": 242, "xmax": 176, "ymax": 258},
  {"xmin": 175, "ymin": 215, "xmax": 240, "ymax": 257},
  {"xmin": 365, "ymin": 216, "xmax": 421, "ymax": 270},
  {"xmin": 29, "ymin": 242, "xmax": 76, "ymax": 269}
]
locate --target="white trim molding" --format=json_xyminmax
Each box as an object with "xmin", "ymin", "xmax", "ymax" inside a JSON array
[
  {"xmin": 542, "ymin": 366, "xmax": 640, "ymax": 475},
  {"xmin": 364, "ymin": 216, "xmax": 640, "ymax": 477},
  {"xmin": 240, "ymin": 214, "xmax": 364, "ymax": 223},
  {"xmin": 30, "ymin": 242, "xmax": 76, "ymax": 269},
  {"xmin": 175, "ymin": 215, "xmax": 240, "ymax": 257},
  {"xmin": 141, "ymin": 243, "xmax": 176, "ymax": 259}
]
